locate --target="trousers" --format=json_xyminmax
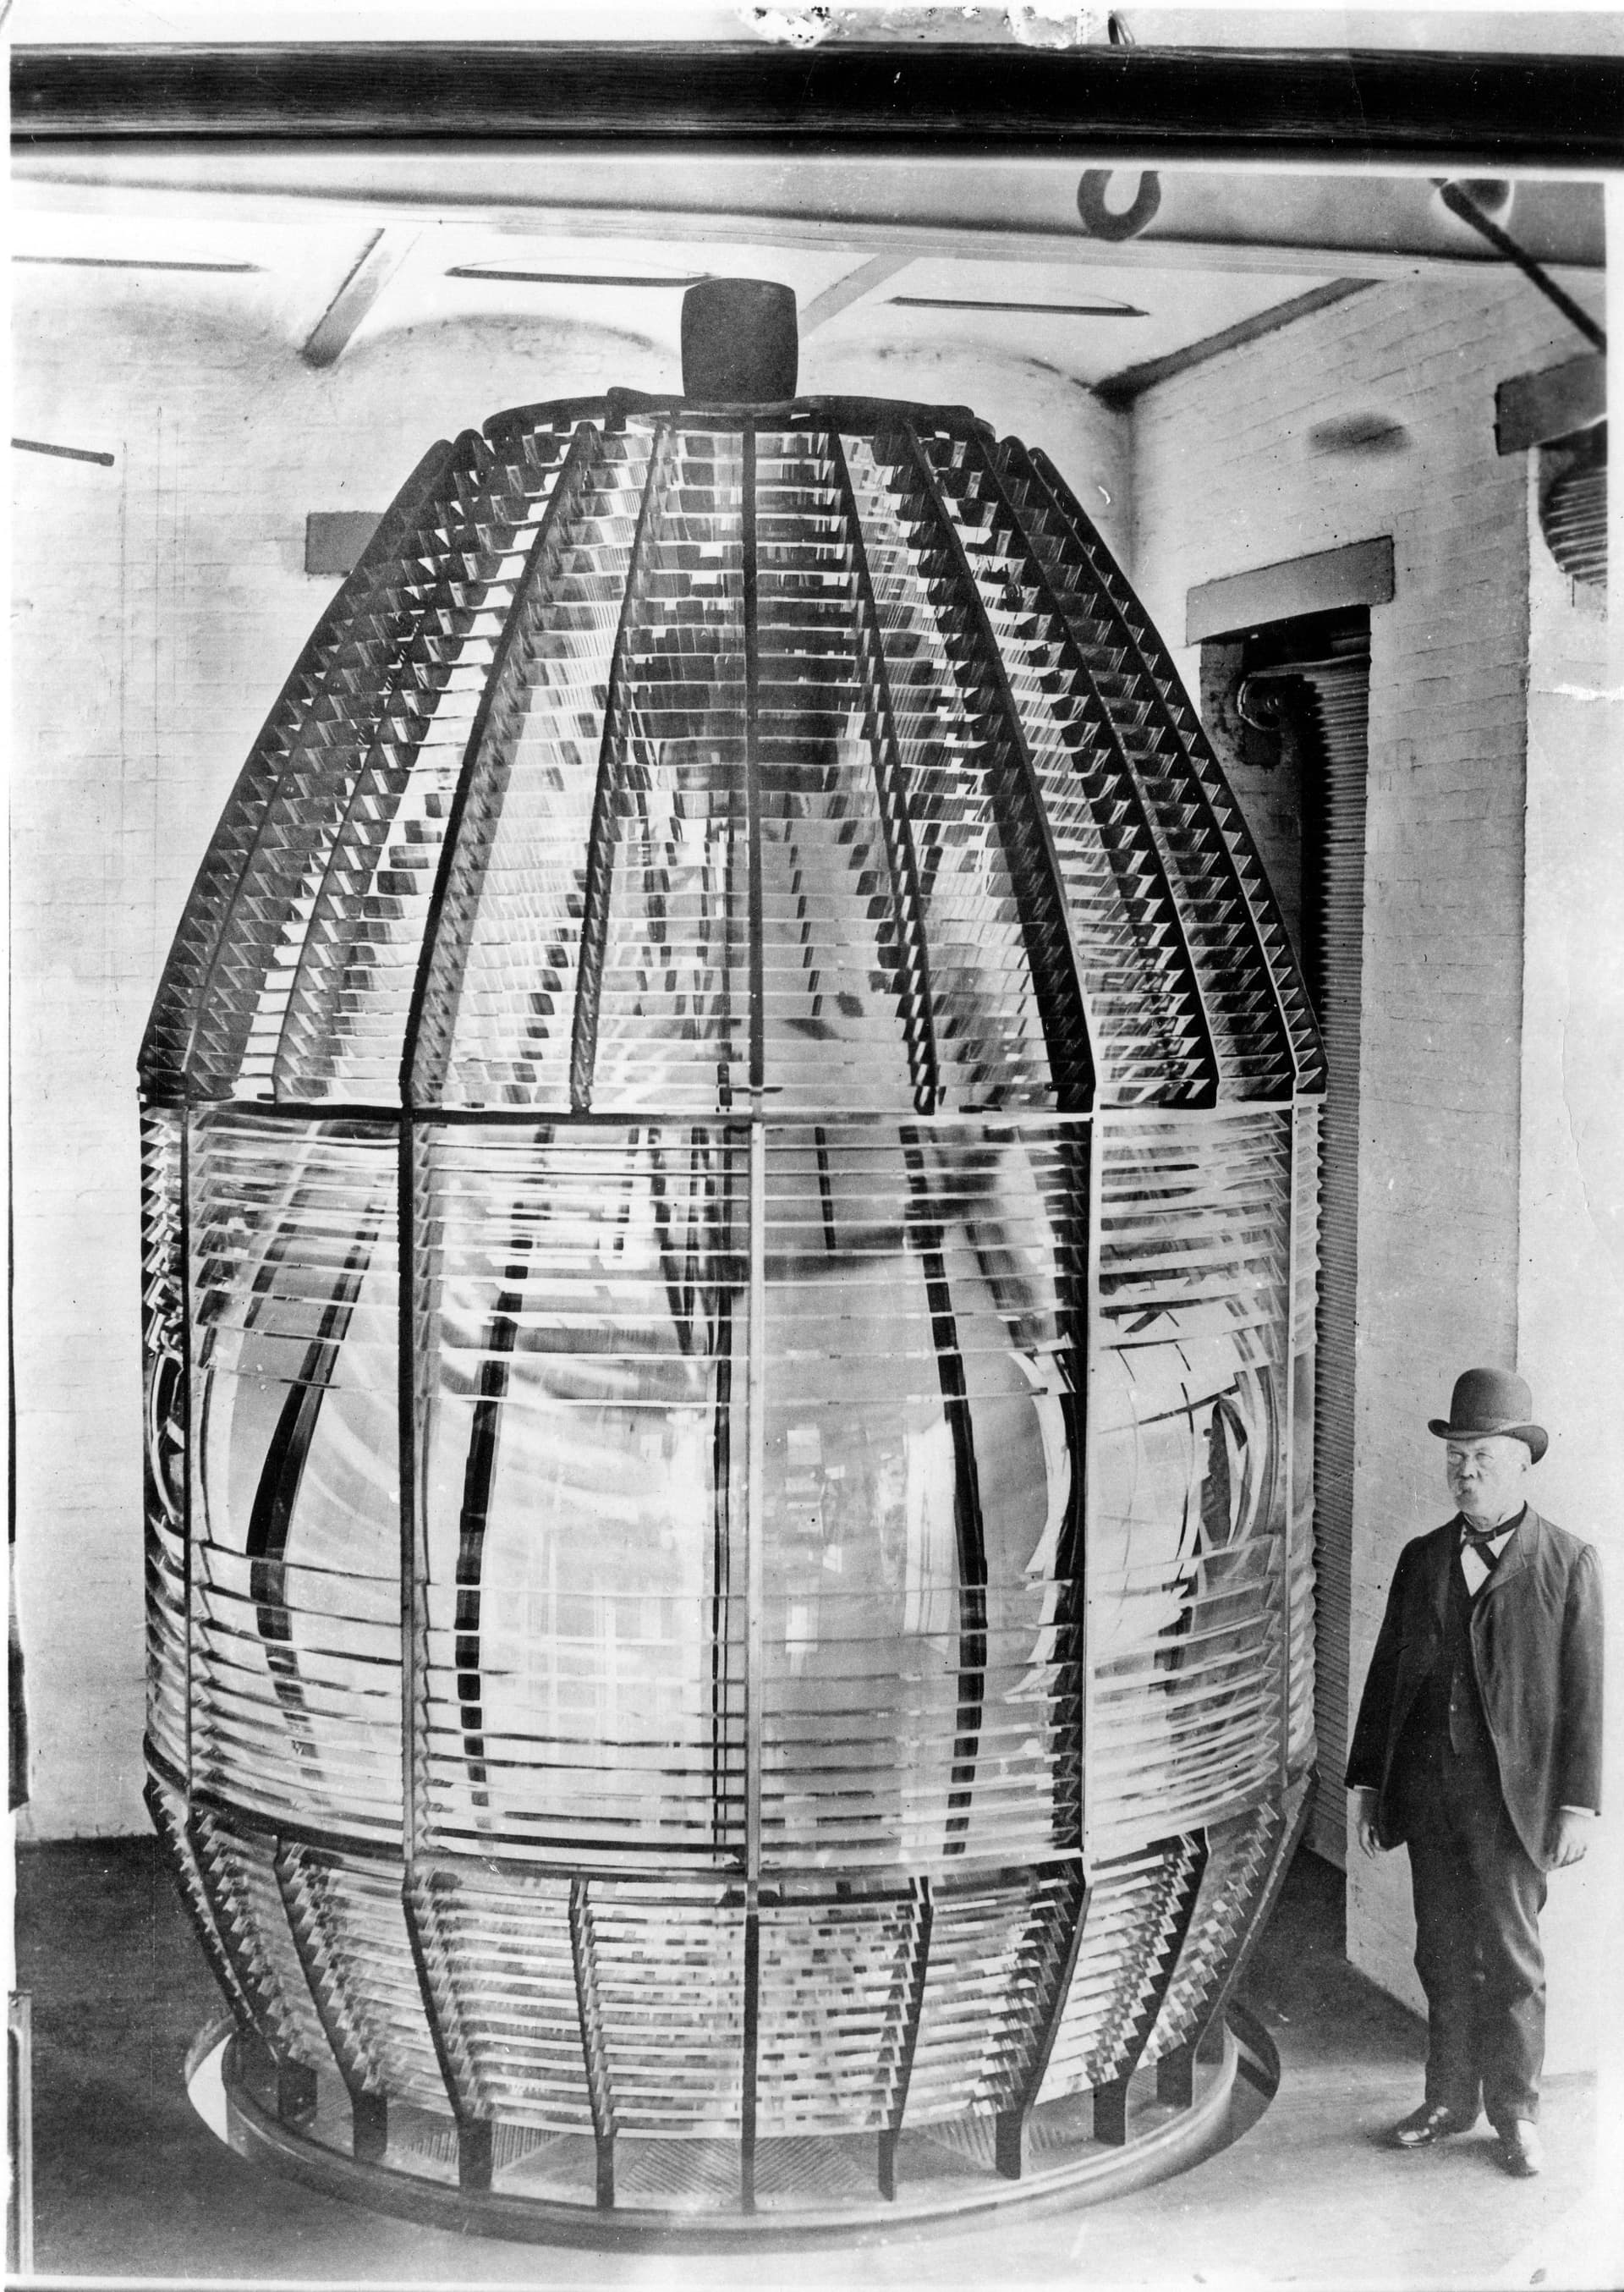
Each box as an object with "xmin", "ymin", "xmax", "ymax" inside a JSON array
[{"xmin": 1400, "ymin": 1745, "xmax": 1547, "ymax": 2126}]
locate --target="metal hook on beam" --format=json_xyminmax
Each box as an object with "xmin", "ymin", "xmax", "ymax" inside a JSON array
[{"xmin": 1077, "ymin": 169, "xmax": 1161, "ymax": 243}]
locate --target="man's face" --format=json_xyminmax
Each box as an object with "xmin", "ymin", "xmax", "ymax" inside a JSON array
[{"xmin": 1445, "ymin": 1433, "xmax": 1531, "ymax": 1527}]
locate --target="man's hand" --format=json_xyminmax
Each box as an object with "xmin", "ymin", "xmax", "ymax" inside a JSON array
[
  {"xmin": 1353, "ymin": 1789, "xmax": 1385, "ymax": 1858},
  {"xmin": 1549, "ymin": 1809, "xmax": 1594, "ymax": 1868}
]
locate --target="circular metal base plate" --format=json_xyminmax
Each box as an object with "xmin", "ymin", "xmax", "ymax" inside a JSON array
[{"xmin": 213, "ymin": 2022, "xmax": 1258, "ymax": 2248}]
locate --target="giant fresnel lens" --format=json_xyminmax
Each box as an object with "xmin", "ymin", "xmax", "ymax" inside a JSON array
[{"xmin": 139, "ymin": 283, "xmax": 1324, "ymax": 2235}]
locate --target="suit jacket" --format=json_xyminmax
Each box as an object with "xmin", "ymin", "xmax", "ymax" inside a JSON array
[{"xmin": 1346, "ymin": 1508, "xmax": 1603, "ymax": 1871}]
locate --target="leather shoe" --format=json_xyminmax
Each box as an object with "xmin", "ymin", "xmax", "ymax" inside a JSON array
[
  {"xmin": 1387, "ymin": 2102, "xmax": 1478, "ymax": 2149},
  {"xmin": 1496, "ymin": 2120, "xmax": 1544, "ymax": 2178}
]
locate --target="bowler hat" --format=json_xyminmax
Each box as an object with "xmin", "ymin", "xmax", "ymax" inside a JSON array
[{"xmin": 1428, "ymin": 1367, "xmax": 1548, "ymax": 1464}]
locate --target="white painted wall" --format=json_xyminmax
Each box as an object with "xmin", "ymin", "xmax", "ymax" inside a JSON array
[{"xmin": 8, "ymin": 264, "xmax": 1128, "ymax": 1839}]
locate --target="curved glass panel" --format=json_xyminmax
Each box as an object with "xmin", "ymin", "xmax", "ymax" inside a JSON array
[
  {"xmin": 415, "ymin": 1119, "xmax": 747, "ymax": 1864},
  {"xmin": 1085, "ymin": 1109, "xmax": 1298, "ymax": 1858},
  {"xmin": 186, "ymin": 1110, "xmax": 401, "ymax": 1837}
]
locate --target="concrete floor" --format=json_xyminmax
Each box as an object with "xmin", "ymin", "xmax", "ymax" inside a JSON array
[{"xmin": 11, "ymin": 1837, "xmax": 1619, "ymax": 2290}]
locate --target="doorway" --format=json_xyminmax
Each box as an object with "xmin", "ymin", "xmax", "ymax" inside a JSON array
[{"xmin": 1199, "ymin": 605, "xmax": 1370, "ymax": 1866}]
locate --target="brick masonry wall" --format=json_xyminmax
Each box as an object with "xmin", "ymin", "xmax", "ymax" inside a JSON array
[
  {"xmin": 1515, "ymin": 449, "xmax": 1621, "ymax": 2088},
  {"xmin": 8, "ymin": 265, "xmax": 1128, "ymax": 1839},
  {"xmin": 1129, "ymin": 270, "xmax": 1608, "ymax": 2063}
]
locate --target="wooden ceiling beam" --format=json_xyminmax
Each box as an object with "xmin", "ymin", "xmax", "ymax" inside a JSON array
[{"xmin": 13, "ymin": 43, "xmax": 1624, "ymax": 173}]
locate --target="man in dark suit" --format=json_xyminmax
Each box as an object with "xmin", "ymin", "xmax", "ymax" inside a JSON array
[{"xmin": 1346, "ymin": 1368, "xmax": 1602, "ymax": 2179}]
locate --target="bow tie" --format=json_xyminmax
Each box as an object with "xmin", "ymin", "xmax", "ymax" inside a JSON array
[{"xmin": 1461, "ymin": 1521, "xmax": 1513, "ymax": 1549}]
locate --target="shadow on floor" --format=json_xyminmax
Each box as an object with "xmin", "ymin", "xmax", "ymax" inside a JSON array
[{"xmin": 11, "ymin": 1836, "xmax": 1608, "ymax": 2289}]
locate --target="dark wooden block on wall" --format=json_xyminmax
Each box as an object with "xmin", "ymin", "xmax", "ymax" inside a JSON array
[{"xmin": 305, "ymin": 509, "xmax": 382, "ymax": 577}]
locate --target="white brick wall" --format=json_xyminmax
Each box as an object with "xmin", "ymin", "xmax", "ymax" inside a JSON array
[
  {"xmin": 1130, "ymin": 269, "xmax": 1608, "ymax": 2059},
  {"xmin": 1515, "ymin": 448, "xmax": 1621, "ymax": 2089}
]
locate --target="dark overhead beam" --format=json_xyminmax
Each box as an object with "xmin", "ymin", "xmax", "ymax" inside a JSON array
[
  {"xmin": 1095, "ymin": 281, "xmax": 1370, "ymax": 407},
  {"xmin": 302, "ymin": 227, "xmax": 415, "ymax": 367},
  {"xmin": 11, "ymin": 44, "xmax": 1624, "ymax": 168},
  {"xmin": 446, "ymin": 267, "xmax": 702, "ymax": 288},
  {"xmin": 799, "ymin": 253, "xmax": 912, "ymax": 339},
  {"xmin": 13, "ymin": 252, "xmax": 258, "ymax": 272},
  {"xmin": 1437, "ymin": 176, "xmax": 1605, "ymax": 351},
  {"xmin": 892, "ymin": 295, "xmax": 1146, "ymax": 316}
]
